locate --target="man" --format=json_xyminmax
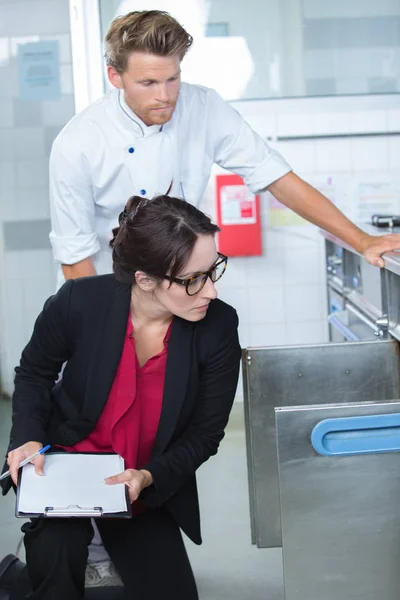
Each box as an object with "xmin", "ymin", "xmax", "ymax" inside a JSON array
[{"xmin": 49, "ymin": 9, "xmax": 400, "ymax": 289}]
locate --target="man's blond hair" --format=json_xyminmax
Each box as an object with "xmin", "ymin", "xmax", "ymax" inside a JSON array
[{"xmin": 105, "ymin": 10, "xmax": 193, "ymax": 73}]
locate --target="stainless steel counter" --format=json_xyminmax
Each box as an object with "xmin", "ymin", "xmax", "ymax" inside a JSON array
[
  {"xmin": 382, "ymin": 252, "xmax": 400, "ymax": 278},
  {"xmin": 321, "ymin": 225, "xmax": 400, "ymax": 342},
  {"xmin": 321, "ymin": 223, "xmax": 400, "ymax": 277}
]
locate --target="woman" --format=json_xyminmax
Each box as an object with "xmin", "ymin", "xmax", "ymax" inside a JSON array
[{"xmin": 1, "ymin": 195, "xmax": 241, "ymax": 600}]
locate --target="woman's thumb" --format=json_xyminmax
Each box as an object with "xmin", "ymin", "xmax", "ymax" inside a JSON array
[{"xmin": 33, "ymin": 453, "xmax": 45, "ymax": 476}]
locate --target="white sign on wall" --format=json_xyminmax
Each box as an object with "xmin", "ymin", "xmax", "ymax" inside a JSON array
[
  {"xmin": 220, "ymin": 185, "xmax": 257, "ymax": 225},
  {"xmin": 18, "ymin": 40, "xmax": 61, "ymax": 101}
]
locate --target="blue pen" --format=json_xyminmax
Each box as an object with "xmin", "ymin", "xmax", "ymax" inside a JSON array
[{"xmin": 0, "ymin": 445, "xmax": 51, "ymax": 482}]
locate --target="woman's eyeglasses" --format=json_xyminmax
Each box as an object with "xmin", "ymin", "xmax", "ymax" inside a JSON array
[{"xmin": 164, "ymin": 253, "xmax": 228, "ymax": 296}]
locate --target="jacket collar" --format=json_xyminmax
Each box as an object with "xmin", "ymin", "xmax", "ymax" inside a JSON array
[
  {"xmin": 153, "ymin": 316, "xmax": 194, "ymax": 455},
  {"xmin": 82, "ymin": 279, "xmax": 131, "ymax": 421},
  {"xmin": 116, "ymin": 90, "xmax": 163, "ymax": 138}
]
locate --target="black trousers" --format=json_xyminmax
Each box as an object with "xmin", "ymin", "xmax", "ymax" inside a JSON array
[{"xmin": 16, "ymin": 508, "xmax": 199, "ymax": 600}]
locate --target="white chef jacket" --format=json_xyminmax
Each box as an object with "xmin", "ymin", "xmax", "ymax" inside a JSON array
[{"xmin": 49, "ymin": 82, "xmax": 291, "ymax": 288}]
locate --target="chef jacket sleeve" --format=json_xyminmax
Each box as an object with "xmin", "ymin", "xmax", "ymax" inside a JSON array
[
  {"xmin": 207, "ymin": 88, "xmax": 292, "ymax": 192},
  {"xmin": 49, "ymin": 135, "xmax": 100, "ymax": 266}
]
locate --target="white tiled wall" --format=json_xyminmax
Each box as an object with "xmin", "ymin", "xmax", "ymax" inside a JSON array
[{"xmin": 0, "ymin": 0, "xmax": 74, "ymax": 396}]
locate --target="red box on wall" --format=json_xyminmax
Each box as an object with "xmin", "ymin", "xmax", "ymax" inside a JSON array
[{"xmin": 215, "ymin": 173, "xmax": 262, "ymax": 257}]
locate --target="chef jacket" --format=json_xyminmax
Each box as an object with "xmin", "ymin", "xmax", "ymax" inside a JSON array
[{"xmin": 49, "ymin": 82, "xmax": 291, "ymax": 288}]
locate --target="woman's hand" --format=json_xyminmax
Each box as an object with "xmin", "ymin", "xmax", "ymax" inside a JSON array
[
  {"xmin": 104, "ymin": 468, "xmax": 153, "ymax": 503},
  {"xmin": 7, "ymin": 441, "xmax": 45, "ymax": 485}
]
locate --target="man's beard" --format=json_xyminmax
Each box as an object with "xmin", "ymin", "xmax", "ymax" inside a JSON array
[{"xmin": 145, "ymin": 101, "xmax": 176, "ymax": 125}]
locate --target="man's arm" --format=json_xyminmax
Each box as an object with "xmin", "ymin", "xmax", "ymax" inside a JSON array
[
  {"xmin": 268, "ymin": 173, "xmax": 368, "ymax": 251},
  {"xmin": 268, "ymin": 172, "xmax": 400, "ymax": 268},
  {"xmin": 49, "ymin": 136, "xmax": 101, "ymax": 277},
  {"xmin": 62, "ymin": 257, "xmax": 97, "ymax": 280}
]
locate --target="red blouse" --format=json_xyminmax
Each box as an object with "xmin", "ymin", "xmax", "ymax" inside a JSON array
[{"xmin": 58, "ymin": 316, "xmax": 170, "ymax": 504}]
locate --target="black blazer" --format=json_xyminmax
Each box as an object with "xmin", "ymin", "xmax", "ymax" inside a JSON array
[{"xmin": 1, "ymin": 274, "xmax": 241, "ymax": 544}]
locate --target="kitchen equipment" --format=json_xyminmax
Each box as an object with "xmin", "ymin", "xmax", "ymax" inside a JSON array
[
  {"xmin": 242, "ymin": 338, "xmax": 400, "ymax": 548},
  {"xmin": 324, "ymin": 228, "xmax": 389, "ymax": 342},
  {"xmin": 372, "ymin": 214, "xmax": 400, "ymax": 228},
  {"xmin": 277, "ymin": 400, "xmax": 400, "ymax": 600}
]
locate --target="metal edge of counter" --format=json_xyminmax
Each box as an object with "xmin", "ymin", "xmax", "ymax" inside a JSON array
[{"xmin": 320, "ymin": 228, "xmax": 400, "ymax": 278}]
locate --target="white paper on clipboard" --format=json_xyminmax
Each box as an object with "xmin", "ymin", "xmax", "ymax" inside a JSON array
[{"xmin": 17, "ymin": 453, "xmax": 128, "ymax": 516}]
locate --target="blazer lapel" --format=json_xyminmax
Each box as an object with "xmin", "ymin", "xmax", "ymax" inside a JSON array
[
  {"xmin": 152, "ymin": 316, "xmax": 194, "ymax": 455},
  {"xmin": 82, "ymin": 280, "xmax": 131, "ymax": 422}
]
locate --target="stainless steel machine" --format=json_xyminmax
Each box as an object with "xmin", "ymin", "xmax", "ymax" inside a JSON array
[
  {"xmin": 277, "ymin": 400, "xmax": 400, "ymax": 600},
  {"xmin": 243, "ymin": 338, "xmax": 400, "ymax": 548}
]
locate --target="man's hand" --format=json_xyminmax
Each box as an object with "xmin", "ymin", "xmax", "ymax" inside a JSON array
[
  {"xmin": 105, "ymin": 468, "xmax": 153, "ymax": 503},
  {"xmin": 358, "ymin": 233, "xmax": 400, "ymax": 268},
  {"xmin": 7, "ymin": 442, "xmax": 45, "ymax": 485}
]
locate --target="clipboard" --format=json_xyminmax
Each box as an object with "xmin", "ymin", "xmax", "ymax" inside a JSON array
[{"xmin": 16, "ymin": 453, "xmax": 132, "ymax": 519}]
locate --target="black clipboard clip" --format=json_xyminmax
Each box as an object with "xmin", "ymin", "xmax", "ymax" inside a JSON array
[{"xmin": 44, "ymin": 505, "xmax": 104, "ymax": 517}]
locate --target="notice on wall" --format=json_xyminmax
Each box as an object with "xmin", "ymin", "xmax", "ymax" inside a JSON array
[
  {"xmin": 356, "ymin": 181, "xmax": 398, "ymax": 223},
  {"xmin": 220, "ymin": 184, "xmax": 257, "ymax": 225},
  {"xmin": 268, "ymin": 176, "xmax": 338, "ymax": 227},
  {"xmin": 18, "ymin": 40, "xmax": 60, "ymax": 101},
  {"xmin": 268, "ymin": 193, "xmax": 307, "ymax": 226}
]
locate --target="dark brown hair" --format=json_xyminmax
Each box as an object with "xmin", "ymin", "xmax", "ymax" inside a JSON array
[
  {"xmin": 105, "ymin": 10, "xmax": 193, "ymax": 73},
  {"xmin": 110, "ymin": 195, "xmax": 220, "ymax": 285}
]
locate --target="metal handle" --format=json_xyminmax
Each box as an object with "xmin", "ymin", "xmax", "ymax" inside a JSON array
[
  {"xmin": 327, "ymin": 255, "xmax": 342, "ymax": 267},
  {"xmin": 346, "ymin": 303, "xmax": 389, "ymax": 337},
  {"xmin": 44, "ymin": 505, "xmax": 103, "ymax": 517},
  {"xmin": 375, "ymin": 315, "xmax": 389, "ymax": 337},
  {"xmin": 372, "ymin": 214, "xmax": 400, "ymax": 228},
  {"xmin": 327, "ymin": 312, "xmax": 360, "ymax": 342},
  {"xmin": 345, "ymin": 302, "xmax": 377, "ymax": 330},
  {"xmin": 311, "ymin": 413, "xmax": 400, "ymax": 456}
]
